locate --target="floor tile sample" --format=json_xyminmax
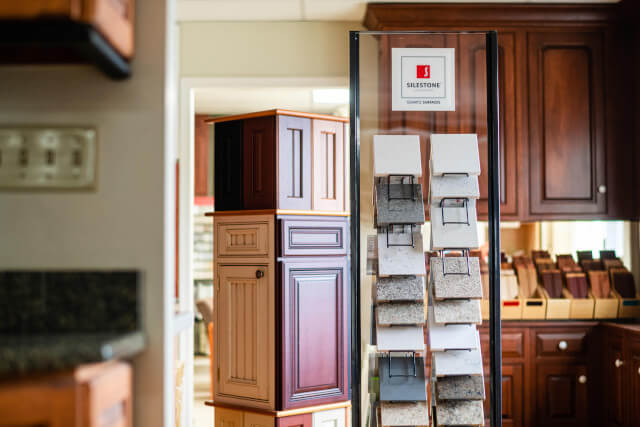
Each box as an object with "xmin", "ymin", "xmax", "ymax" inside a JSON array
[
  {"xmin": 379, "ymin": 356, "xmax": 427, "ymax": 402},
  {"xmin": 377, "ymin": 302, "xmax": 425, "ymax": 326},
  {"xmin": 435, "ymin": 375, "xmax": 486, "ymax": 400},
  {"xmin": 435, "ymin": 400, "xmax": 484, "ymax": 426},
  {"xmin": 432, "ymin": 298, "xmax": 482, "ymax": 324},
  {"xmin": 429, "ymin": 173, "xmax": 480, "ymax": 204},
  {"xmin": 376, "ymin": 276, "xmax": 425, "ymax": 302},
  {"xmin": 501, "ymin": 270, "xmax": 519, "ymax": 300},
  {"xmin": 433, "ymin": 349, "xmax": 483, "ymax": 377},
  {"xmin": 377, "ymin": 231, "xmax": 426, "ymax": 277},
  {"xmin": 428, "ymin": 309, "xmax": 479, "ymax": 351},
  {"xmin": 430, "ymin": 200, "xmax": 479, "ymax": 249},
  {"xmin": 431, "ymin": 257, "xmax": 483, "ymax": 299},
  {"xmin": 373, "ymin": 135, "xmax": 423, "ymax": 177},
  {"xmin": 430, "ymin": 133, "xmax": 481, "ymax": 176},
  {"xmin": 377, "ymin": 326, "xmax": 425, "ymax": 352},
  {"xmin": 375, "ymin": 181, "xmax": 425, "ymax": 225},
  {"xmin": 380, "ymin": 401, "xmax": 429, "ymax": 426}
]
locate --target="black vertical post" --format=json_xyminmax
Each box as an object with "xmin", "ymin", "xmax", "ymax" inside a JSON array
[
  {"xmin": 349, "ymin": 31, "xmax": 361, "ymax": 427},
  {"xmin": 486, "ymin": 31, "xmax": 502, "ymax": 427}
]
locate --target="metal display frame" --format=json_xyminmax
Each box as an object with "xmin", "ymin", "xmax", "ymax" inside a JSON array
[{"xmin": 349, "ymin": 30, "xmax": 501, "ymax": 427}]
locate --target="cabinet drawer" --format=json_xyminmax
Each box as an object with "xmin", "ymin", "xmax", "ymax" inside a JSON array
[
  {"xmin": 535, "ymin": 330, "xmax": 588, "ymax": 359},
  {"xmin": 215, "ymin": 216, "xmax": 274, "ymax": 259},
  {"xmin": 279, "ymin": 216, "xmax": 348, "ymax": 257},
  {"xmin": 480, "ymin": 330, "xmax": 525, "ymax": 361}
]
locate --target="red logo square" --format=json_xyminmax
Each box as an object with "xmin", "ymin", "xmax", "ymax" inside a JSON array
[{"xmin": 416, "ymin": 65, "xmax": 430, "ymax": 79}]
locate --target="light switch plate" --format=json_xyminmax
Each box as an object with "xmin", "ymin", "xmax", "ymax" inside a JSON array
[{"xmin": 0, "ymin": 127, "xmax": 96, "ymax": 190}]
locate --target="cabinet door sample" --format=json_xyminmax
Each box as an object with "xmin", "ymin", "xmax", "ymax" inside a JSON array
[
  {"xmin": 535, "ymin": 364, "xmax": 588, "ymax": 427},
  {"xmin": 312, "ymin": 408, "xmax": 346, "ymax": 427},
  {"xmin": 527, "ymin": 31, "xmax": 606, "ymax": 215},
  {"xmin": 215, "ymin": 408, "xmax": 244, "ymax": 427},
  {"xmin": 215, "ymin": 120, "xmax": 244, "ymax": 210},
  {"xmin": 482, "ymin": 364, "xmax": 523, "ymax": 427},
  {"xmin": 312, "ymin": 120, "xmax": 345, "ymax": 212},
  {"xmin": 244, "ymin": 412, "xmax": 275, "ymax": 427},
  {"xmin": 215, "ymin": 264, "xmax": 275, "ymax": 409},
  {"xmin": 278, "ymin": 115, "xmax": 312, "ymax": 210},
  {"xmin": 277, "ymin": 414, "xmax": 312, "ymax": 427},
  {"xmin": 281, "ymin": 259, "xmax": 349, "ymax": 409},
  {"xmin": 244, "ymin": 116, "xmax": 276, "ymax": 209}
]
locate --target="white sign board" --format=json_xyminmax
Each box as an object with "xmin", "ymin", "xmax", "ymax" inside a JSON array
[{"xmin": 392, "ymin": 48, "xmax": 455, "ymax": 111}]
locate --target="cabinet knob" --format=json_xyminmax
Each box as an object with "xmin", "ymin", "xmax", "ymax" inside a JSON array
[
  {"xmin": 578, "ymin": 375, "xmax": 587, "ymax": 384},
  {"xmin": 255, "ymin": 270, "xmax": 264, "ymax": 279},
  {"xmin": 615, "ymin": 359, "xmax": 624, "ymax": 368},
  {"xmin": 558, "ymin": 340, "xmax": 568, "ymax": 351},
  {"xmin": 598, "ymin": 185, "xmax": 607, "ymax": 194}
]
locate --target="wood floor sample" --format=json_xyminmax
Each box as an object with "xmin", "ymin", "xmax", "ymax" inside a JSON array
[
  {"xmin": 588, "ymin": 270, "xmax": 610, "ymax": 298},
  {"xmin": 611, "ymin": 269, "xmax": 637, "ymax": 298},
  {"xmin": 565, "ymin": 272, "xmax": 588, "ymax": 298}
]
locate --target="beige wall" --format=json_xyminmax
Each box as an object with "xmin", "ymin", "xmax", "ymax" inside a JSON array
[
  {"xmin": 0, "ymin": 0, "xmax": 175, "ymax": 425},
  {"xmin": 180, "ymin": 21, "xmax": 363, "ymax": 77}
]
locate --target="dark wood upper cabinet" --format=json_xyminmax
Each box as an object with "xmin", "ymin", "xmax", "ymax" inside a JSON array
[
  {"xmin": 214, "ymin": 120, "xmax": 244, "ymax": 211},
  {"xmin": 527, "ymin": 31, "xmax": 607, "ymax": 216},
  {"xmin": 244, "ymin": 116, "xmax": 277, "ymax": 210}
]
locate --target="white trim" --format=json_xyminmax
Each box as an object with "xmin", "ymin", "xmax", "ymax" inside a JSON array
[
  {"xmin": 183, "ymin": 76, "xmax": 349, "ymax": 90},
  {"xmin": 173, "ymin": 311, "xmax": 195, "ymax": 335}
]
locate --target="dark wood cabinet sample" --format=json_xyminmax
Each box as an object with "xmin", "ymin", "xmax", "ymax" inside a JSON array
[
  {"xmin": 214, "ymin": 120, "xmax": 244, "ymax": 211},
  {"xmin": 280, "ymin": 258, "xmax": 349, "ymax": 409},
  {"xmin": 244, "ymin": 116, "xmax": 276, "ymax": 210}
]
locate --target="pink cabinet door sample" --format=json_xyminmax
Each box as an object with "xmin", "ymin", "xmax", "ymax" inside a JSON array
[
  {"xmin": 278, "ymin": 115, "xmax": 312, "ymax": 210},
  {"xmin": 312, "ymin": 119, "xmax": 345, "ymax": 212}
]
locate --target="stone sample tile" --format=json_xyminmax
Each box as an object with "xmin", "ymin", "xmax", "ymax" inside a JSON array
[
  {"xmin": 435, "ymin": 400, "xmax": 485, "ymax": 426},
  {"xmin": 373, "ymin": 135, "xmax": 422, "ymax": 177},
  {"xmin": 428, "ymin": 308, "xmax": 479, "ymax": 351},
  {"xmin": 430, "ymin": 200, "xmax": 479, "ymax": 250},
  {"xmin": 377, "ymin": 302, "xmax": 425, "ymax": 326},
  {"xmin": 433, "ymin": 349, "xmax": 483, "ymax": 377},
  {"xmin": 432, "ymin": 298, "xmax": 482, "ymax": 324},
  {"xmin": 429, "ymin": 172, "xmax": 480, "ymax": 204},
  {"xmin": 430, "ymin": 133, "xmax": 481, "ymax": 176},
  {"xmin": 376, "ymin": 276, "xmax": 425, "ymax": 302},
  {"xmin": 380, "ymin": 401, "xmax": 429, "ymax": 426},
  {"xmin": 435, "ymin": 375, "xmax": 486, "ymax": 400},
  {"xmin": 375, "ymin": 181, "xmax": 425, "ymax": 226},
  {"xmin": 376, "ymin": 326, "xmax": 425, "ymax": 352},
  {"xmin": 430, "ymin": 257, "xmax": 483, "ymax": 300},
  {"xmin": 379, "ymin": 356, "xmax": 427, "ymax": 402},
  {"xmin": 378, "ymin": 230, "xmax": 426, "ymax": 277}
]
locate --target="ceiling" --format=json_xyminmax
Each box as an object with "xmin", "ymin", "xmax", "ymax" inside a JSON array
[{"xmin": 177, "ymin": 0, "xmax": 620, "ymax": 22}]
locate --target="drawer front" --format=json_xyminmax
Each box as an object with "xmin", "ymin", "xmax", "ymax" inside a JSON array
[
  {"xmin": 480, "ymin": 330, "xmax": 525, "ymax": 361},
  {"xmin": 535, "ymin": 330, "xmax": 589, "ymax": 359},
  {"xmin": 216, "ymin": 216, "xmax": 273, "ymax": 259},
  {"xmin": 279, "ymin": 216, "xmax": 348, "ymax": 257}
]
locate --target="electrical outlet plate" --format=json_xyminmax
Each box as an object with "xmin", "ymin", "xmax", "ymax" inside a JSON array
[{"xmin": 0, "ymin": 127, "xmax": 96, "ymax": 190}]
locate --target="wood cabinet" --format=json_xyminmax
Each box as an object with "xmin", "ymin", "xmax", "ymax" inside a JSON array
[
  {"xmin": 211, "ymin": 404, "xmax": 350, "ymax": 427},
  {"xmin": 195, "ymin": 114, "xmax": 212, "ymax": 198},
  {"xmin": 210, "ymin": 110, "xmax": 348, "ymax": 213},
  {"xmin": 482, "ymin": 363, "xmax": 524, "ymax": 427},
  {"xmin": 534, "ymin": 364, "xmax": 588, "ymax": 426},
  {"xmin": 213, "ymin": 213, "xmax": 350, "ymax": 411}
]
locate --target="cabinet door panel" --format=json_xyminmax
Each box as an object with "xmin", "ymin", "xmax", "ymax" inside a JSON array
[
  {"xmin": 312, "ymin": 408, "xmax": 346, "ymax": 427},
  {"xmin": 604, "ymin": 333, "xmax": 624, "ymax": 427},
  {"xmin": 535, "ymin": 364, "xmax": 588, "ymax": 427},
  {"xmin": 278, "ymin": 115, "xmax": 312, "ymax": 210},
  {"xmin": 281, "ymin": 259, "xmax": 348, "ymax": 409},
  {"xmin": 244, "ymin": 412, "xmax": 275, "ymax": 427},
  {"xmin": 244, "ymin": 117, "xmax": 276, "ymax": 209},
  {"xmin": 215, "ymin": 120, "xmax": 244, "ymax": 210},
  {"xmin": 215, "ymin": 264, "xmax": 274, "ymax": 409},
  {"xmin": 629, "ymin": 339, "xmax": 640, "ymax": 427},
  {"xmin": 528, "ymin": 31, "xmax": 606, "ymax": 215},
  {"xmin": 277, "ymin": 414, "xmax": 312, "ymax": 427},
  {"xmin": 215, "ymin": 408, "xmax": 244, "ymax": 427},
  {"xmin": 312, "ymin": 120, "xmax": 345, "ymax": 212},
  {"xmin": 482, "ymin": 363, "xmax": 523, "ymax": 427}
]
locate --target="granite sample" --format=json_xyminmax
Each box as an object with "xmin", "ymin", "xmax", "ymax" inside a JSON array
[
  {"xmin": 433, "ymin": 349, "xmax": 483, "ymax": 377},
  {"xmin": 430, "ymin": 200, "xmax": 480, "ymax": 250},
  {"xmin": 377, "ymin": 302, "xmax": 425, "ymax": 326},
  {"xmin": 377, "ymin": 326, "xmax": 425, "ymax": 352},
  {"xmin": 435, "ymin": 400, "xmax": 484, "ymax": 426},
  {"xmin": 379, "ymin": 356, "xmax": 427, "ymax": 402},
  {"xmin": 376, "ymin": 276, "xmax": 425, "ymax": 302},
  {"xmin": 431, "ymin": 257, "xmax": 483, "ymax": 300},
  {"xmin": 380, "ymin": 401, "xmax": 429, "ymax": 426},
  {"xmin": 432, "ymin": 298, "xmax": 482, "ymax": 324},
  {"xmin": 428, "ymin": 309, "xmax": 479, "ymax": 351},
  {"xmin": 375, "ymin": 181, "xmax": 425, "ymax": 226},
  {"xmin": 430, "ymin": 133, "xmax": 481, "ymax": 176},
  {"xmin": 378, "ymin": 230, "xmax": 426, "ymax": 277},
  {"xmin": 373, "ymin": 135, "xmax": 423, "ymax": 177},
  {"xmin": 435, "ymin": 375, "xmax": 486, "ymax": 400},
  {"xmin": 429, "ymin": 173, "xmax": 480, "ymax": 204}
]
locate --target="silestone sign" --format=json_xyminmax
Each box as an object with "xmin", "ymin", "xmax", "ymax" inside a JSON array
[{"xmin": 392, "ymin": 47, "xmax": 455, "ymax": 111}]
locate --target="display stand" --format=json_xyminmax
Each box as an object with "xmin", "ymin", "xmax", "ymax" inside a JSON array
[{"xmin": 349, "ymin": 31, "xmax": 501, "ymax": 427}]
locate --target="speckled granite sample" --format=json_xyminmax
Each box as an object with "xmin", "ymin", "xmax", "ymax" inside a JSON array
[
  {"xmin": 377, "ymin": 326, "xmax": 425, "ymax": 352},
  {"xmin": 435, "ymin": 400, "xmax": 484, "ymax": 426},
  {"xmin": 429, "ymin": 173, "xmax": 480, "ymax": 203},
  {"xmin": 377, "ymin": 302, "xmax": 425, "ymax": 326},
  {"xmin": 430, "ymin": 200, "xmax": 479, "ymax": 250},
  {"xmin": 436, "ymin": 375, "xmax": 486, "ymax": 400},
  {"xmin": 433, "ymin": 349, "xmax": 483, "ymax": 377},
  {"xmin": 431, "ymin": 257, "xmax": 483, "ymax": 299},
  {"xmin": 432, "ymin": 299, "xmax": 482, "ymax": 324},
  {"xmin": 376, "ymin": 276, "xmax": 425, "ymax": 302},
  {"xmin": 380, "ymin": 401, "xmax": 429, "ymax": 426},
  {"xmin": 378, "ymin": 230, "xmax": 426, "ymax": 277},
  {"xmin": 0, "ymin": 332, "xmax": 145, "ymax": 378},
  {"xmin": 375, "ymin": 181, "xmax": 425, "ymax": 226}
]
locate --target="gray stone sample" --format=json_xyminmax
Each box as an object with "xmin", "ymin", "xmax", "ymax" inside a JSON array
[
  {"xmin": 376, "ymin": 326, "xmax": 425, "ymax": 352},
  {"xmin": 375, "ymin": 181, "xmax": 425, "ymax": 226},
  {"xmin": 435, "ymin": 400, "xmax": 484, "ymax": 426},
  {"xmin": 431, "ymin": 257, "xmax": 483, "ymax": 299},
  {"xmin": 429, "ymin": 172, "xmax": 480, "ymax": 204},
  {"xmin": 432, "ymin": 349, "xmax": 483, "ymax": 377},
  {"xmin": 436, "ymin": 375, "xmax": 486, "ymax": 400},
  {"xmin": 378, "ymin": 230, "xmax": 426, "ymax": 277},
  {"xmin": 380, "ymin": 401, "xmax": 429, "ymax": 426},
  {"xmin": 376, "ymin": 276, "xmax": 425, "ymax": 302},
  {"xmin": 432, "ymin": 298, "xmax": 482, "ymax": 324},
  {"xmin": 430, "ymin": 199, "xmax": 479, "ymax": 250},
  {"xmin": 377, "ymin": 302, "xmax": 425, "ymax": 326}
]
